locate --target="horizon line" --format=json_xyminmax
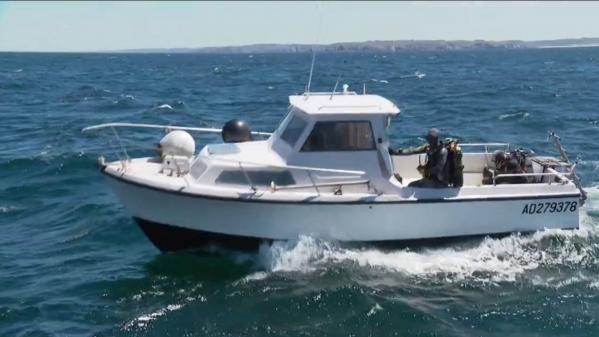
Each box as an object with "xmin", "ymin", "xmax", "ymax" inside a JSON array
[{"xmin": 2, "ymin": 37, "xmax": 599, "ymax": 54}]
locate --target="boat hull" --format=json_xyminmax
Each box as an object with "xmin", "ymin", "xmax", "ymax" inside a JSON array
[{"xmin": 105, "ymin": 173, "xmax": 581, "ymax": 252}]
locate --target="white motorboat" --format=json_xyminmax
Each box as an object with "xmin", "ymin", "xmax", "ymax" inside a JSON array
[{"xmin": 83, "ymin": 88, "xmax": 586, "ymax": 252}]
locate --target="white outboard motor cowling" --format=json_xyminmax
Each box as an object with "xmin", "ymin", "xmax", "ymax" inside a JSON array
[{"xmin": 158, "ymin": 130, "xmax": 195, "ymax": 176}]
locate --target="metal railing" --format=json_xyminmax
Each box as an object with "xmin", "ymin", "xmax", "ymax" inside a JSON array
[
  {"xmin": 82, "ymin": 122, "xmax": 272, "ymax": 170},
  {"xmin": 82, "ymin": 122, "xmax": 273, "ymax": 137},
  {"xmin": 459, "ymin": 143, "xmax": 511, "ymax": 153},
  {"xmin": 193, "ymin": 155, "xmax": 370, "ymax": 196},
  {"xmin": 492, "ymin": 168, "xmax": 572, "ymax": 186}
]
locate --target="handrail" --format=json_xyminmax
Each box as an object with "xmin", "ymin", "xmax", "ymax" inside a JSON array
[
  {"xmin": 545, "ymin": 167, "xmax": 572, "ymax": 184},
  {"xmin": 459, "ymin": 143, "xmax": 510, "ymax": 147},
  {"xmin": 193, "ymin": 154, "xmax": 368, "ymax": 194},
  {"xmin": 270, "ymin": 179, "xmax": 370, "ymax": 192},
  {"xmin": 493, "ymin": 171, "xmax": 572, "ymax": 185},
  {"xmin": 81, "ymin": 122, "xmax": 273, "ymax": 136},
  {"xmin": 195, "ymin": 154, "xmax": 367, "ymax": 176},
  {"xmin": 460, "ymin": 143, "xmax": 511, "ymax": 157}
]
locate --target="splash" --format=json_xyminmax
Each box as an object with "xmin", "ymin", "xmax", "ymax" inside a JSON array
[
  {"xmin": 366, "ymin": 303, "xmax": 383, "ymax": 317},
  {"xmin": 253, "ymin": 188, "xmax": 599, "ymax": 284}
]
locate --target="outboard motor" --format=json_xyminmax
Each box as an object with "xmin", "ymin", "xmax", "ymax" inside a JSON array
[{"xmin": 222, "ymin": 119, "xmax": 252, "ymax": 143}]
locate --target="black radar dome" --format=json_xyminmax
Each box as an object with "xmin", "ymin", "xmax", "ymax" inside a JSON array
[{"xmin": 222, "ymin": 119, "xmax": 253, "ymax": 143}]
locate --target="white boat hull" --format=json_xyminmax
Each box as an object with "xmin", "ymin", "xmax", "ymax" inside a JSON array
[{"xmin": 105, "ymin": 172, "xmax": 580, "ymax": 251}]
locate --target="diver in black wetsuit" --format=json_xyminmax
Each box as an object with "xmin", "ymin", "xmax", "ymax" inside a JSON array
[
  {"xmin": 389, "ymin": 128, "xmax": 449, "ymax": 188},
  {"xmin": 483, "ymin": 150, "xmax": 528, "ymax": 184}
]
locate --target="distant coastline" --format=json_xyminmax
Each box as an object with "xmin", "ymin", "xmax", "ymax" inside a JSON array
[{"xmin": 111, "ymin": 38, "xmax": 599, "ymax": 54}]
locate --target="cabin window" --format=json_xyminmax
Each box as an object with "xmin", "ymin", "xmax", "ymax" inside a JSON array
[
  {"xmin": 301, "ymin": 121, "xmax": 376, "ymax": 151},
  {"xmin": 190, "ymin": 160, "xmax": 208, "ymax": 179},
  {"xmin": 215, "ymin": 169, "xmax": 296, "ymax": 187},
  {"xmin": 280, "ymin": 114, "xmax": 308, "ymax": 147}
]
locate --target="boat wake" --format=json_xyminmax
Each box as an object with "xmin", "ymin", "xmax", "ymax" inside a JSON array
[{"xmin": 252, "ymin": 187, "xmax": 599, "ymax": 285}]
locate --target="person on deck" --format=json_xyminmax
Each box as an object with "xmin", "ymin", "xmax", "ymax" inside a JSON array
[
  {"xmin": 482, "ymin": 150, "xmax": 528, "ymax": 184},
  {"xmin": 389, "ymin": 128, "xmax": 449, "ymax": 188}
]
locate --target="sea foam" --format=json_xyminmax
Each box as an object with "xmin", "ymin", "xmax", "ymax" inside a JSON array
[{"xmin": 254, "ymin": 187, "xmax": 599, "ymax": 285}]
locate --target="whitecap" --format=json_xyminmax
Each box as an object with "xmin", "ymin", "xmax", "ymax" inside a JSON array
[
  {"xmin": 233, "ymin": 271, "xmax": 269, "ymax": 286},
  {"xmin": 366, "ymin": 303, "xmax": 383, "ymax": 317},
  {"xmin": 399, "ymin": 71, "xmax": 426, "ymax": 79},
  {"xmin": 154, "ymin": 104, "xmax": 173, "ymax": 110},
  {"xmin": 123, "ymin": 303, "xmax": 184, "ymax": 330},
  {"xmin": 498, "ymin": 111, "xmax": 529, "ymax": 120},
  {"xmin": 0, "ymin": 205, "xmax": 22, "ymax": 213}
]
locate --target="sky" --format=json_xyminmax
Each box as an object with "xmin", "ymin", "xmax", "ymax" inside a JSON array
[{"xmin": 1, "ymin": 1, "xmax": 599, "ymax": 52}]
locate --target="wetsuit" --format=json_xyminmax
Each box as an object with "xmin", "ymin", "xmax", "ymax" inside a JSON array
[
  {"xmin": 390, "ymin": 142, "xmax": 449, "ymax": 188},
  {"xmin": 495, "ymin": 157, "xmax": 528, "ymax": 184}
]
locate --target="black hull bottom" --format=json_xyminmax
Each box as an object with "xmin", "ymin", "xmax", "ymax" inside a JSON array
[
  {"xmin": 133, "ymin": 217, "xmax": 577, "ymax": 253},
  {"xmin": 134, "ymin": 217, "xmax": 270, "ymax": 252}
]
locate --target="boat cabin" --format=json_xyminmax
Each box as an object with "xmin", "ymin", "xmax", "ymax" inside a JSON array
[
  {"xmin": 272, "ymin": 92, "xmax": 399, "ymax": 175},
  {"xmin": 189, "ymin": 91, "xmax": 401, "ymax": 194}
]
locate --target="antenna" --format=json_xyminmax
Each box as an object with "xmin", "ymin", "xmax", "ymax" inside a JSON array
[
  {"xmin": 305, "ymin": 1, "xmax": 324, "ymax": 98},
  {"xmin": 306, "ymin": 50, "xmax": 316, "ymax": 95},
  {"xmin": 330, "ymin": 74, "xmax": 341, "ymax": 99}
]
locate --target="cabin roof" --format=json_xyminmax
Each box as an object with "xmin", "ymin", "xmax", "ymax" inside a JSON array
[{"xmin": 289, "ymin": 93, "xmax": 400, "ymax": 115}]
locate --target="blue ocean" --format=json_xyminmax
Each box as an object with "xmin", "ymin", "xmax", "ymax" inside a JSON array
[{"xmin": 1, "ymin": 49, "xmax": 599, "ymax": 336}]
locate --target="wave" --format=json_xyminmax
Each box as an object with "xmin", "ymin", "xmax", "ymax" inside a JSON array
[
  {"xmin": 0, "ymin": 205, "xmax": 26, "ymax": 214},
  {"xmin": 154, "ymin": 104, "xmax": 173, "ymax": 111},
  {"xmin": 61, "ymin": 86, "xmax": 140, "ymax": 111},
  {"xmin": 91, "ymin": 94, "xmax": 140, "ymax": 111},
  {"xmin": 123, "ymin": 303, "xmax": 184, "ymax": 330},
  {"xmin": 498, "ymin": 111, "xmax": 530, "ymax": 121},
  {"xmin": 149, "ymin": 101, "xmax": 185, "ymax": 112},
  {"xmin": 398, "ymin": 71, "xmax": 426, "ymax": 79},
  {"xmin": 1, "ymin": 81, "xmax": 28, "ymax": 90},
  {"xmin": 249, "ymin": 188, "xmax": 599, "ymax": 285},
  {"xmin": 0, "ymin": 152, "xmax": 96, "ymax": 171},
  {"xmin": 62, "ymin": 85, "xmax": 112, "ymax": 102}
]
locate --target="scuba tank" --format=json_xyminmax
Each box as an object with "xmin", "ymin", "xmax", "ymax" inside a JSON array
[{"xmin": 444, "ymin": 138, "xmax": 464, "ymax": 187}]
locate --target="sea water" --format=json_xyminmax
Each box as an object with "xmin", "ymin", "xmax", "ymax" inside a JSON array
[{"xmin": 1, "ymin": 49, "xmax": 599, "ymax": 336}]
